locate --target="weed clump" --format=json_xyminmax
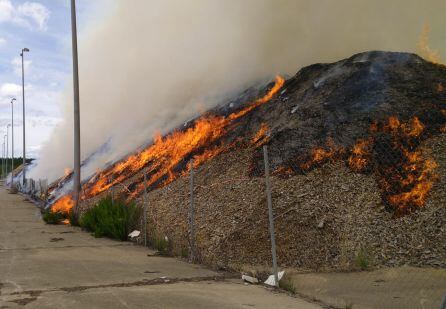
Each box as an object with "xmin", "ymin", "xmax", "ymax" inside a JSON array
[
  {"xmin": 42, "ymin": 211, "xmax": 67, "ymax": 225},
  {"xmin": 354, "ymin": 247, "xmax": 371, "ymax": 271},
  {"xmin": 80, "ymin": 196, "xmax": 140, "ymax": 241},
  {"xmin": 279, "ymin": 274, "xmax": 296, "ymax": 294}
]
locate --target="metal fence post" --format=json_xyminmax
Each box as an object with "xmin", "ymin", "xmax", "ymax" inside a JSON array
[
  {"xmin": 263, "ymin": 145, "xmax": 279, "ymax": 287},
  {"xmin": 189, "ymin": 159, "xmax": 196, "ymax": 262},
  {"xmin": 109, "ymin": 176, "xmax": 114, "ymax": 205},
  {"xmin": 143, "ymin": 172, "xmax": 148, "ymax": 247}
]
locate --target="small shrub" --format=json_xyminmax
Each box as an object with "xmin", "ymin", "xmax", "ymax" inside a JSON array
[
  {"xmin": 354, "ymin": 247, "xmax": 370, "ymax": 271},
  {"xmin": 42, "ymin": 211, "xmax": 67, "ymax": 225},
  {"xmin": 79, "ymin": 196, "xmax": 140, "ymax": 241}
]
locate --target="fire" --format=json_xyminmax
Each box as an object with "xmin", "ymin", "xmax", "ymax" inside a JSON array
[
  {"xmin": 348, "ymin": 138, "xmax": 373, "ymax": 172},
  {"xmin": 251, "ymin": 123, "xmax": 270, "ymax": 147},
  {"xmin": 51, "ymin": 195, "xmax": 74, "ymax": 214},
  {"xmin": 300, "ymin": 138, "xmax": 344, "ymax": 171},
  {"xmin": 375, "ymin": 116, "xmax": 438, "ymax": 214},
  {"xmin": 418, "ymin": 23, "xmax": 442, "ymax": 64},
  {"xmin": 51, "ymin": 76, "xmax": 285, "ymax": 208}
]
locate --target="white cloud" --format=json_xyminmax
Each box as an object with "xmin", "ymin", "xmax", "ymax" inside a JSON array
[
  {"xmin": 16, "ymin": 2, "xmax": 50, "ymax": 31},
  {"xmin": 0, "ymin": 37, "xmax": 6, "ymax": 46},
  {"xmin": 0, "ymin": 0, "xmax": 13, "ymax": 22},
  {"xmin": 0, "ymin": 0, "xmax": 50, "ymax": 31},
  {"xmin": 0, "ymin": 83, "xmax": 21, "ymax": 98}
]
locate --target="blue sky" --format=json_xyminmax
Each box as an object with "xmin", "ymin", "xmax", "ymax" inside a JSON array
[{"xmin": 0, "ymin": 0, "xmax": 111, "ymax": 158}]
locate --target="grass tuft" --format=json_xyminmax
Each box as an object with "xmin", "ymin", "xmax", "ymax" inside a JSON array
[
  {"xmin": 42, "ymin": 211, "xmax": 67, "ymax": 225},
  {"xmin": 279, "ymin": 274, "xmax": 296, "ymax": 294},
  {"xmin": 79, "ymin": 196, "xmax": 140, "ymax": 241},
  {"xmin": 354, "ymin": 247, "xmax": 370, "ymax": 271}
]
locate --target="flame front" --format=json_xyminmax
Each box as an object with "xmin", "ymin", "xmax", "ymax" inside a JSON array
[{"xmin": 51, "ymin": 76, "xmax": 285, "ymax": 212}]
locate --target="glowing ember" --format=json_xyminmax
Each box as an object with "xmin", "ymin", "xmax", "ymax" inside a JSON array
[{"xmin": 300, "ymin": 138, "xmax": 344, "ymax": 171}]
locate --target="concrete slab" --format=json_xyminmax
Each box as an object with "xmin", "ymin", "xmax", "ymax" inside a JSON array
[
  {"xmin": 290, "ymin": 267, "xmax": 446, "ymax": 309},
  {"xmin": 0, "ymin": 186, "xmax": 319, "ymax": 308}
]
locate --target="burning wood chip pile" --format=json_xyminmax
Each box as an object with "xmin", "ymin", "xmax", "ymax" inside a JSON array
[{"xmin": 46, "ymin": 51, "xmax": 446, "ymax": 270}]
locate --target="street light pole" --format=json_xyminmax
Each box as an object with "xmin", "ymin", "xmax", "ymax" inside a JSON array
[
  {"xmin": 6, "ymin": 126, "xmax": 10, "ymax": 180},
  {"xmin": 11, "ymin": 98, "xmax": 16, "ymax": 188},
  {"xmin": 21, "ymin": 48, "xmax": 29, "ymax": 186},
  {"xmin": 2, "ymin": 141, "xmax": 4, "ymax": 179},
  {"xmin": 71, "ymin": 0, "xmax": 81, "ymax": 218},
  {"xmin": 2, "ymin": 136, "xmax": 6, "ymax": 179}
]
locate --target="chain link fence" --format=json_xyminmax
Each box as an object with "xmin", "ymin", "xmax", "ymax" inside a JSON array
[{"xmin": 132, "ymin": 129, "xmax": 445, "ymax": 308}]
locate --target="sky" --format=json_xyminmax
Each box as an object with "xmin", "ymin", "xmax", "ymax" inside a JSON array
[{"xmin": 0, "ymin": 0, "xmax": 112, "ymax": 158}]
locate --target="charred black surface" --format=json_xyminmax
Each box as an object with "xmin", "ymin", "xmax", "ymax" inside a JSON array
[{"xmin": 249, "ymin": 51, "xmax": 446, "ymax": 173}]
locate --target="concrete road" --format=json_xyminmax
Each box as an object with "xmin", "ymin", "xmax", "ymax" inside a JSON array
[
  {"xmin": 0, "ymin": 187, "xmax": 319, "ymax": 308},
  {"xmin": 289, "ymin": 267, "xmax": 446, "ymax": 309}
]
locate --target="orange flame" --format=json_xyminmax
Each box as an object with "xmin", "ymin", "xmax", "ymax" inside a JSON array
[
  {"xmin": 418, "ymin": 23, "xmax": 442, "ymax": 64},
  {"xmin": 251, "ymin": 123, "xmax": 270, "ymax": 147},
  {"xmin": 348, "ymin": 138, "xmax": 373, "ymax": 172},
  {"xmin": 377, "ymin": 116, "xmax": 438, "ymax": 214},
  {"xmin": 300, "ymin": 138, "xmax": 344, "ymax": 171},
  {"xmin": 51, "ymin": 195, "xmax": 74, "ymax": 213},
  {"xmin": 51, "ymin": 76, "xmax": 284, "ymax": 207}
]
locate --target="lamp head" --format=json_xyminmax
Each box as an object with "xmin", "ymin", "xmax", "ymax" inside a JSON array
[{"xmin": 11, "ymin": 98, "xmax": 16, "ymax": 103}]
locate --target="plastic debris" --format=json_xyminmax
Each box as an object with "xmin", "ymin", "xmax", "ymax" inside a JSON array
[
  {"xmin": 264, "ymin": 271, "xmax": 285, "ymax": 286},
  {"xmin": 128, "ymin": 230, "xmax": 141, "ymax": 239},
  {"xmin": 242, "ymin": 274, "xmax": 259, "ymax": 284}
]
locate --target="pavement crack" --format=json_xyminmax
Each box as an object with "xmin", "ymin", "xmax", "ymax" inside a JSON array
[
  {"xmin": 0, "ymin": 244, "xmax": 132, "ymax": 252},
  {"xmin": 5, "ymin": 275, "xmax": 235, "ymax": 297}
]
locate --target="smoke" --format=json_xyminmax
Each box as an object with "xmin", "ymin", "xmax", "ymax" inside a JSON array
[{"xmin": 30, "ymin": 0, "xmax": 446, "ymax": 182}]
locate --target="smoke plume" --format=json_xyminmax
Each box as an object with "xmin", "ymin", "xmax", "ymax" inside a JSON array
[{"xmin": 30, "ymin": 0, "xmax": 446, "ymax": 182}]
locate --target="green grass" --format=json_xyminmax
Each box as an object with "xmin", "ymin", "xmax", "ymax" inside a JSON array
[
  {"xmin": 42, "ymin": 211, "xmax": 67, "ymax": 225},
  {"xmin": 79, "ymin": 196, "xmax": 140, "ymax": 241},
  {"xmin": 279, "ymin": 275, "xmax": 296, "ymax": 294},
  {"xmin": 354, "ymin": 247, "xmax": 370, "ymax": 271}
]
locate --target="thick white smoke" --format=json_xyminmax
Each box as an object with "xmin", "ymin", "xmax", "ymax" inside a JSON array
[{"xmin": 30, "ymin": 0, "xmax": 446, "ymax": 182}]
